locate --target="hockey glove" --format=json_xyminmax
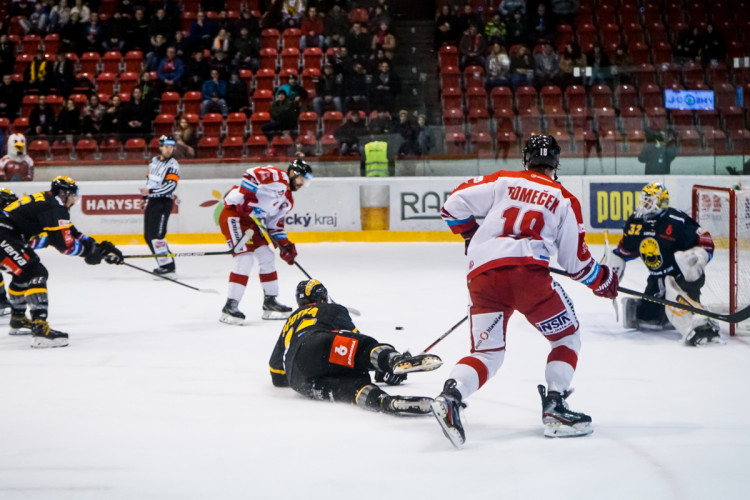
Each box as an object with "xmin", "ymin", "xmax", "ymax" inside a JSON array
[
  {"xmin": 589, "ymin": 264, "xmax": 619, "ymax": 299},
  {"xmin": 374, "ymin": 369, "xmax": 407, "ymax": 386},
  {"xmin": 461, "ymin": 222, "xmax": 479, "ymax": 255},
  {"xmin": 99, "ymin": 240, "xmax": 124, "ymax": 265},
  {"xmin": 674, "ymin": 247, "xmax": 709, "ymax": 282},
  {"xmin": 81, "ymin": 238, "xmax": 103, "ymax": 265},
  {"xmin": 277, "ymin": 238, "xmax": 297, "ymax": 265}
]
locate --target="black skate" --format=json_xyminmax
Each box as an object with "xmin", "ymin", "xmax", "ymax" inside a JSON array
[
  {"xmin": 685, "ymin": 323, "xmax": 722, "ymax": 346},
  {"xmin": 391, "ymin": 352, "xmax": 443, "ymax": 375},
  {"xmin": 9, "ymin": 313, "xmax": 33, "ymax": 336},
  {"xmin": 384, "ymin": 395, "xmax": 434, "ymax": 416},
  {"xmin": 152, "ymin": 265, "xmax": 176, "ymax": 279},
  {"xmin": 219, "ymin": 299, "xmax": 246, "ymax": 325},
  {"xmin": 0, "ymin": 298, "xmax": 11, "ymax": 316},
  {"xmin": 538, "ymin": 385, "xmax": 592, "ymax": 438},
  {"xmin": 262, "ymin": 295, "xmax": 292, "ymax": 320},
  {"xmin": 30, "ymin": 319, "xmax": 69, "ymax": 348},
  {"xmin": 431, "ymin": 379, "xmax": 467, "ymax": 448}
]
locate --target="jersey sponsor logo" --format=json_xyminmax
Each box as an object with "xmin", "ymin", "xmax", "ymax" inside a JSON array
[
  {"xmin": 507, "ymin": 186, "xmax": 560, "ymax": 213},
  {"xmin": 639, "ymin": 237, "xmax": 663, "ymax": 269},
  {"xmin": 81, "ymin": 195, "xmax": 179, "ymax": 215},
  {"xmin": 329, "ymin": 335, "xmax": 359, "ymax": 368},
  {"xmin": 536, "ymin": 311, "xmax": 574, "ymax": 335},
  {"xmin": 0, "ymin": 240, "xmax": 28, "ymax": 268}
]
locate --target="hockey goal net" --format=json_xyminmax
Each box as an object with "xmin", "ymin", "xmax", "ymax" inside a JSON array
[{"xmin": 692, "ymin": 185, "xmax": 750, "ymax": 336}]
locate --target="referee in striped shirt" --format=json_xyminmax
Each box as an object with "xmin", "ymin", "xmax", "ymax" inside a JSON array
[{"xmin": 140, "ymin": 136, "xmax": 180, "ymax": 275}]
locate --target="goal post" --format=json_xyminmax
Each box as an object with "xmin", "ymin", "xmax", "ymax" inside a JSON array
[{"xmin": 692, "ymin": 185, "xmax": 750, "ymax": 336}]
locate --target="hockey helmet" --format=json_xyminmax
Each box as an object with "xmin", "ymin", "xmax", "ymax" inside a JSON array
[
  {"xmin": 50, "ymin": 175, "xmax": 79, "ymax": 197},
  {"xmin": 159, "ymin": 135, "xmax": 176, "ymax": 147},
  {"xmin": 636, "ymin": 182, "xmax": 669, "ymax": 217},
  {"xmin": 0, "ymin": 188, "xmax": 18, "ymax": 209},
  {"xmin": 522, "ymin": 134, "xmax": 561, "ymax": 170},
  {"xmin": 287, "ymin": 158, "xmax": 313, "ymax": 191},
  {"xmin": 295, "ymin": 279, "xmax": 328, "ymax": 307}
]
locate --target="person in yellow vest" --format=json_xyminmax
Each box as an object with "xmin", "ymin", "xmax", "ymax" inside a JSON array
[{"xmin": 362, "ymin": 139, "xmax": 393, "ymax": 177}]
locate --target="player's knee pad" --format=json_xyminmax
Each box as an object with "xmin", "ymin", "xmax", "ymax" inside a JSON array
[
  {"xmin": 254, "ymin": 245, "xmax": 276, "ymax": 272},
  {"xmin": 232, "ymin": 251, "xmax": 255, "ymax": 276},
  {"xmin": 664, "ymin": 275, "xmax": 710, "ymax": 337}
]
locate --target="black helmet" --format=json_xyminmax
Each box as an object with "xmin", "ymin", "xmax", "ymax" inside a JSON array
[
  {"xmin": 523, "ymin": 134, "xmax": 561, "ymax": 170},
  {"xmin": 287, "ymin": 158, "xmax": 313, "ymax": 191},
  {"xmin": 159, "ymin": 135, "xmax": 176, "ymax": 147},
  {"xmin": 50, "ymin": 175, "xmax": 79, "ymax": 196},
  {"xmin": 0, "ymin": 188, "xmax": 18, "ymax": 209},
  {"xmin": 295, "ymin": 279, "xmax": 328, "ymax": 307}
]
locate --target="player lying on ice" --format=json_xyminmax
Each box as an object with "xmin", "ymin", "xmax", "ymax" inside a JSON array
[
  {"xmin": 269, "ymin": 279, "xmax": 443, "ymax": 415},
  {"xmin": 608, "ymin": 182, "xmax": 721, "ymax": 346}
]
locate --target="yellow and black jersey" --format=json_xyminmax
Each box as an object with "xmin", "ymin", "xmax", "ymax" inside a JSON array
[
  {"xmin": 0, "ymin": 191, "xmax": 92, "ymax": 256},
  {"xmin": 269, "ymin": 302, "xmax": 357, "ymax": 387}
]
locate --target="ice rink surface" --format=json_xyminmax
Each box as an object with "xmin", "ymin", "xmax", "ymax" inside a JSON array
[{"xmin": 1, "ymin": 242, "xmax": 748, "ymax": 500}]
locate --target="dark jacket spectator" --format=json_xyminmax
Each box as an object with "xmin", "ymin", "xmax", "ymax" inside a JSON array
[
  {"xmin": 313, "ymin": 64, "xmax": 343, "ymax": 115},
  {"xmin": 149, "ymin": 8, "xmax": 174, "ymax": 40},
  {"xmin": 231, "ymin": 27, "xmax": 261, "ymax": 72},
  {"xmin": 393, "ymin": 110, "xmax": 419, "ymax": 155},
  {"xmin": 136, "ymin": 70, "xmax": 159, "ymax": 116},
  {"xmin": 510, "ymin": 44, "xmax": 534, "ymax": 89},
  {"xmin": 528, "ymin": 3, "xmax": 556, "ymax": 44},
  {"xmin": 226, "ymin": 72, "xmax": 248, "ymax": 113},
  {"xmin": 81, "ymin": 12, "xmax": 104, "ymax": 52},
  {"xmin": 55, "ymin": 98, "xmax": 81, "ymax": 136},
  {"xmin": 0, "ymin": 74, "xmax": 23, "ymax": 119},
  {"xmin": 103, "ymin": 95, "xmax": 126, "ymax": 135},
  {"xmin": 434, "ymin": 4, "xmax": 459, "ymax": 49},
  {"xmin": 506, "ymin": 10, "xmax": 528, "ymax": 46},
  {"xmin": 60, "ymin": 11, "xmax": 83, "ymax": 54},
  {"xmin": 208, "ymin": 50, "xmax": 231, "ymax": 81},
  {"xmin": 262, "ymin": 90, "xmax": 300, "ymax": 139},
  {"xmin": 368, "ymin": 109, "xmax": 392, "ymax": 135},
  {"xmin": 104, "ymin": 12, "xmax": 128, "ymax": 51},
  {"xmin": 343, "ymin": 63, "xmax": 370, "ymax": 113},
  {"xmin": 124, "ymin": 7, "xmax": 151, "ymax": 52},
  {"xmin": 585, "ymin": 45, "xmax": 612, "ymax": 86},
  {"xmin": 81, "ymin": 94, "xmax": 107, "ymax": 136},
  {"xmin": 533, "ymin": 41, "xmax": 560, "ymax": 88},
  {"xmin": 456, "ymin": 4, "xmax": 483, "ymax": 36},
  {"xmin": 184, "ymin": 50, "xmax": 211, "ymax": 92},
  {"xmin": 675, "ymin": 26, "xmax": 702, "ymax": 64},
  {"xmin": 28, "ymin": 95, "xmax": 57, "ymax": 136},
  {"xmin": 701, "ymin": 24, "xmax": 726, "ymax": 63},
  {"xmin": 189, "ymin": 11, "xmax": 216, "ymax": 51},
  {"xmin": 499, "ymin": 0, "xmax": 527, "ymax": 17},
  {"xmin": 0, "ymin": 35, "xmax": 15, "ymax": 76},
  {"xmin": 236, "ymin": 8, "xmax": 261, "ymax": 39},
  {"xmin": 325, "ymin": 4, "xmax": 350, "ymax": 48},
  {"xmin": 334, "ymin": 112, "xmax": 367, "ymax": 155},
  {"xmin": 458, "ymin": 25, "xmax": 487, "ymax": 70},
  {"xmin": 370, "ymin": 60, "xmax": 401, "ymax": 113},
  {"xmin": 157, "ymin": 46, "xmax": 185, "ymax": 91},
  {"xmin": 345, "ymin": 23, "xmax": 370, "ymax": 61},
  {"xmin": 416, "ymin": 114, "xmax": 434, "ymax": 155},
  {"xmin": 639, "ymin": 129, "xmax": 677, "ymax": 175},
  {"xmin": 50, "ymin": 53, "xmax": 76, "ymax": 97},
  {"xmin": 123, "ymin": 87, "xmax": 153, "ymax": 137}
]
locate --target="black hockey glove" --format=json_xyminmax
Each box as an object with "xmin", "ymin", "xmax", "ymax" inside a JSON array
[
  {"xmin": 374, "ymin": 369, "xmax": 407, "ymax": 386},
  {"xmin": 83, "ymin": 239, "xmax": 103, "ymax": 265},
  {"xmin": 99, "ymin": 240, "xmax": 124, "ymax": 264}
]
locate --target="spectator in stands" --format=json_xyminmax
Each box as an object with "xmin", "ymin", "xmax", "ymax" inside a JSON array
[
  {"xmin": 484, "ymin": 11, "xmax": 507, "ymax": 46},
  {"xmin": 282, "ymin": 0, "xmax": 306, "ymax": 29},
  {"xmin": 146, "ymin": 33, "xmax": 169, "ymax": 71},
  {"xmin": 675, "ymin": 26, "xmax": 702, "ymax": 65},
  {"xmin": 123, "ymin": 87, "xmax": 152, "ymax": 138},
  {"xmin": 49, "ymin": 0, "xmax": 72, "ymax": 32},
  {"xmin": 612, "ymin": 43, "xmax": 636, "ymax": 86},
  {"xmin": 70, "ymin": 0, "xmax": 91, "ymax": 23},
  {"xmin": 510, "ymin": 44, "xmax": 534, "ymax": 89},
  {"xmin": 50, "ymin": 52, "xmax": 76, "ymax": 98},
  {"xmin": 231, "ymin": 26, "xmax": 260, "ymax": 72},
  {"xmin": 528, "ymin": 2, "xmax": 556, "ymax": 45},
  {"xmin": 226, "ymin": 72, "xmax": 248, "ymax": 113},
  {"xmin": 189, "ymin": 11, "xmax": 216, "ymax": 51},
  {"xmin": 201, "ymin": 69, "xmax": 229, "ymax": 117},
  {"xmin": 551, "ymin": 0, "xmax": 580, "ymax": 25},
  {"xmin": 136, "ymin": 70, "xmax": 159, "ymax": 115},
  {"xmin": 149, "ymin": 8, "xmax": 174, "ymax": 42},
  {"xmin": 81, "ymin": 11, "xmax": 104, "ymax": 53},
  {"xmin": 334, "ymin": 111, "xmax": 367, "ymax": 156},
  {"xmin": 485, "ymin": 43, "xmax": 511, "ymax": 91},
  {"xmin": 0, "ymin": 35, "xmax": 15, "ymax": 76},
  {"xmin": 174, "ymin": 115, "xmax": 198, "ymax": 159},
  {"xmin": 434, "ymin": 4, "xmax": 459, "ymax": 49},
  {"xmin": 325, "ymin": 4, "xmax": 351, "ymax": 49},
  {"xmin": 157, "ymin": 46, "xmax": 185, "ymax": 93},
  {"xmin": 639, "ymin": 128, "xmax": 676, "ymax": 174},
  {"xmin": 276, "ymin": 73, "xmax": 308, "ymax": 102},
  {"xmin": 701, "ymin": 23, "xmax": 726, "ymax": 64},
  {"xmin": 370, "ymin": 60, "xmax": 401, "ymax": 114},
  {"xmin": 558, "ymin": 42, "xmax": 586, "ymax": 89},
  {"xmin": 103, "ymin": 95, "xmax": 126, "ymax": 135},
  {"xmin": 313, "ymin": 63, "xmax": 343, "ymax": 116},
  {"xmin": 367, "ymin": 48, "xmax": 391, "ymax": 74},
  {"xmin": 585, "ymin": 44, "xmax": 612, "ymax": 87},
  {"xmin": 500, "ymin": 0, "xmax": 527, "ymax": 18},
  {"xmin": 368, "ymin": 109, "xmax": 392, "ymax": 135},
  {"xmin": 534, "ymin": 41, "xmax": 560, "ymax": 89},
  {"xmin": 27, "ymin": 95, "xmax": 57, "ymax": 137},
  {"xmin": 262, "ymin": 89, "xmax": 299, "ymax": 140},
  {"xmin": 184, "ymin": 49, "xmax": 211, "ymax": 92},
  {"xmin": 202, "ymin": 0, "xmax": 224, "ymax": 13},
  {"xmin": 506, "ymin": 8, "xmax": 528, "ymax": 46},
  {"xmin": 209, "ymin": 49, "xmax": 232, "ymax": 81},
  {"xmin": 23, "ymin": 2, "xmax": 50, "ymax": 35},
  {"xmin": 393, "ymin": 110, "xmax": 419, "ymax": 156},
  {"xmin": 237, "ymin": 7, "xmax": 261, "ymax": 39},
  {"xmin": 300, "ymin": 6, "xmax": 325, "ymax": 50},
  {"xmin": 346, "ymin": 23, "xmax": 371, "ymax": 62},
  {"xmin": 344, "ymin": 62, "xmax": 370, "ymax": 113},
  {"xmin": 331, "ymin": 45, "xmax": 354, "ymax": 76},
  {"xmin": 9, "ymin": 0, "xmax": 34, "ymax": 17},
  {"xmin": 124, "ymin": 7, "xmax": 150, "ymax": 52},
  {"xmin": 459, "ymin": 25, "xmax": 487, "ymax": 70},
  {"xmin": 456, "ymin": 4, "xmax": 483, "ymax": 35},
  {"xmin": 212, "ymin": 28, "xmax": 231, "ymax": 54},
  {"xmin": 371, "ymin": 22, "xmax": 396, "ymax": 59},
  {"xmin": 416, "ymin": 114, "xmax": 434, "ymax": 155},
  {"xmin": 368, "ymin": 2, "xmax": 393, "ymax": 34},
  {"xmin": 0, "ymin": 74, "xmax": 23, "ymax": 119},
  {"xmin": 260, "ymin": 0, "xmax": 284, "ymax": 30},
  {"xmin": 24, "ymin": 49, "xmax": 50, "ymax": 94},
  {"xmin": 56, "ymin": 97, "xmax": 82, "ymax": 138},
  {"xmin": 81, "ymin": 93, "xmax": 107, "ymax": 137},
  {"xmin": 173, "ymin": 30, "xmax": 190, "ymax": 61},
  {"xmin": 102, "ymin": 12, "xmax": 127, "ymax": 53}
]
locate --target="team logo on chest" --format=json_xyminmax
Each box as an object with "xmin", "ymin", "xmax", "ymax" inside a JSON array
[{"xmin": 639, "ymin": 237, "xmax": 662, "ymax": 269}]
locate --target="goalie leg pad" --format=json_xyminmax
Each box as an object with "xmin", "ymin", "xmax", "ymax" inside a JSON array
[{"xmin": 664, "ymin": 276, "xmax": 717, "ymax": 343}]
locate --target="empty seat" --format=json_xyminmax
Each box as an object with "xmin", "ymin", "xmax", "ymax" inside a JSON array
[
  {"xmin": 658, "ymin": 63, "xmax": 682, "ymax": 88},
  {"xmin": 124, "ymin": 51, "xmax": 144, "ymax": 73},
  {"xmin": 222, "ymin": 136, "xmax": 245, "ymax": 158},
  {"xmin": 282, "ymin": 28, "xmax": 302, "ymax": 49},
  {"xmin": 322, "ymin": 111, "xmax": 343, "ymax": 135},
  {"xmin": 75, "ymin": 139, "xmax": 98, "ymax": 160},
  {"xmin": 445, "ymin": 132, "xmax": 466, "ymax": 155},
  {"xmin": 515, "ymin": 86, "xmax": 538, "ymax": 113},
  {"xmin": 102, "ymin": 51, "xmax": 122, "ymax": 73},
  {"xmin": 466, "ymin": 86, "xmax": 487, "ymax": 112},
  {"xmin": 21, "ymin": 34, "xmax": 41, "ymax": 55},
  {"xmin": 227, "ymin": 112, "xmax": 248, "ymax": 138},
  {"xmin": 124, "ymin": 138, "xmax": 146, "ymax": 160},
  {"xmin": 250, "ymin": 112, "xmax": 271, "ymax": 135},
  {"xmin": 99, "ymin": 138, "xmax": 122, "ymax": 161},
  {"xmin": 21, "ymin": 95, "xmax": 39, "ymax": 119},
  {"xmin": 281, "ymin": 47, "xmax": 300, "ymax": 71},
  {"xmin": 14, "ymin": 54, "xmax": 32, "ymax": 75},
  {"xmin": 154, "ymin": 114, "xmax": 175, "ymax": 136},
  {"xmin": 255, "ymin": 68, "xmax": 276, "ymax": 91},
  {"xmin": 440, "ymin": 65, "xmax": 461, "ymax": 89},
  {"xmin": 615, "ymin": 84, "xmax": 638, "ymax": 110},
  {"xmin": 677, "ymin": 128, "xmax": 702, "ymax": 154},
  {"xmin": 261, "ymin": 29, "xmax": 280, "ymax": 49},
  {"xmin": 252, "ymin": 89, "xmax": 273, "ymax": 113},
  {"xmin": 490, "ymin": 86, "xmax": 513, "ymax": 115},
  {"xmin": 639, "ymin": 83, "xmax": 663, "ymax": 108},
  {"xmin": 202, "ymin": 113, "xmax": 224, "ymax": 138},
  {"xmin": 301, "ymin": 68, "xmax": 319, "ymax": 96},
  {"xmin": 494, "ymin": 108, "xmax": 515, "ymax": 133},
  {"xmin": 197, "ymin": 137, "xmax": 220, "ymax": 158},
  {"xmin": 645, "ymin": 106, "xmax": 668, "ymax": 130},
  {"xmin": 591, "ymin": 84, "xmax": 613, "ymax": 109},
  {"xmin": 160, "ymin": 92, "xmax": 180, "ymax": 115},
  {"xmin": 620, "ymin": 106, "xmax": 644, "ymax": 133},
  {"xmin": 43, "ymin": 33, "xmax": 60, "ymax": 55},
  {"xmin": 564, "ymin": 85, "xmax": 586, "ymax": 110},
  {"xmin": 51, "ymin": 139, "xmax": 74, "ymax": 160},
  {"xmin": 540, "ymin": 85, "xmax": 563, "ymax": 113},
  {"xmin": 670, "ymin": 109, "xmax": 694, "ymax": 130},
  {"xmin": 246, "ymin": 135, "xmax": 268, "ymax": 157},
  {"xmin": 470, "ymin": 131, "xmax": 493, "ymax": 156},
  {"xmin": 468, "ymin": 108, "xmax": 490, "ymax": 133},
  {"xmin": 96, "ymin": 73, "xmax": 116, "ymax": 95},
  {"xmin": 682, "ymin": 61, "xmax": 705, "ymax": 87},
  {"xmin": 439, "ymin": 45, "xmax": 459, "ymax": 68},
  {"xmin": 298, "ymin": 111, "xmax": 318, "ymax": 138},
  {"xmin": 443, "ymin": 108, "xmax": 465, "ymax": 135},
  {"xmin": 27, "ymin": 139, "xmax": 50, "ymax": 162},
  {"xmin": 80, "ymin": 52, "xmax": 100, "ymax": 74},
  {"xmin": 303, "ymin": 47, "xmax": 322, "ymax": 69},
  {"xmin": 118, "ymin": 72, "xmax": 139, "ymax": 94},
  {"xmin": 270, "ymin": 135, "xmax": 293, "ymax": 157},
  {"xmin": 517, "ymin": 107, "xmax": 543, "ymax": 137},
  {"xmin": 260, "ymin": 48, "xmax": 278, "ymax": 70},
  {"xmin": 576, "ymin": 24, "xmax": 597, "ymax": 52},
  {"xmin": 463, "ymin": 65, "xmax": 485, "ymax": 90},
  {"xmin": 182, "ymin": 91, "xmax": 202, "ymax": 115},
  {"xmin": 652, "ymin": 42, "xmax": 673, "ymax": 65},
  {"xmin": 594, "ymin": 107, "xmax": 616, "ymax": 134}
]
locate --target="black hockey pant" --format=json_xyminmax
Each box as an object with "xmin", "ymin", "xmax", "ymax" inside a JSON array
[
  {"xmin": 143, "ymin": 197, "xmax": 175, "ymax": 268},
  {"xmin": 0, "ymin": 228, "xmax": 48, "ymax": 319}
]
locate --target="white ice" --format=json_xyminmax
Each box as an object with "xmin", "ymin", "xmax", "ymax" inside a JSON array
[{"xmin": 1, "ymin": 242, "xmax": 748, "ymax": 500}]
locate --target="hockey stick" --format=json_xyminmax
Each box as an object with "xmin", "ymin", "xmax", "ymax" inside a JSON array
[
  {"xmin": 250, "ymin": 216, "xmax": 362, "ymax": 316},
  {"xmin": 122, "ymin": 230, "xmax": 253, "ymax": 259},
  {"xmin": 601, "ymin": 229, "xmax": 620, "ymax": 322},
  {"xmin": 120, "ymin": 261, "xmax": 219, "ymax": 294},
  {"xmin": 421, "ymin": 315, "xmax": 469, "ymax": 353},
  {"xmin": 549, "ymin": 267, "xmax": 750, "ymax": 323}
]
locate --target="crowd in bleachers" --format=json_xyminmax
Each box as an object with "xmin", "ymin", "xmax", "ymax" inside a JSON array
[
  {"xmin": 437, "ymin": 0, "xmax": 750, "ymax": 159},
  {"xmin": 0, "ymin": 0, "xmax": 428, "ymax": 162}
]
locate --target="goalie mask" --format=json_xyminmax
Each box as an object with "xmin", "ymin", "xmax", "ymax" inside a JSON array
[
  {"xmin": 636, "ymin": 182, "xmax": 669, "ymax": 218},
  {"xmin": 523, "ymin": 134, "xmax": 560, "ymax": 171},
  {"xmin": 295, "ymin": 279, "xmax": 328, "ymax": 307},
  {"xmin": 287, "ymin": 158, "xmax": 313, "ymax": 191}
]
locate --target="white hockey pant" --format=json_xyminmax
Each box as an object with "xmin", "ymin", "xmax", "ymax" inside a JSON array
[{"xmin": 227, "ymin": 246, "xmax": 278, "ymax": 302}]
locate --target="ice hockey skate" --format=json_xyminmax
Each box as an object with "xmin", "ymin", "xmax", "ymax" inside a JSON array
[
  {"xmin": 390, "ymin": 353, "xmax": 443, "ymax": 375},
  {"xmin": 431, "ymin": 379, "xmax": 467, "ymax": 448},
  {"xmin": 152, "ymin": 265, "xmax": 176, "ymax": 279},
  {"xmin": 9, "ymin": 314, "xmax": 33, "ymax": 335},
  {"xmin": 384, "ymin": 395, "xmax": 434, "ymax": 416},
  {"xmin": 262, "ymin": 295, "xmax": 292, "ymax": 320},
  {"xmin": 30, "ymin": 319, "xmax": 69, "ymax": 348},
  {"xmin": 0, "ymin": 298, "xmax": 11, "ymax": 316},
  {"xmin": 219, "ymin": 299, "xmax": 246, "ymax": 325},
  {"xmin": 538, "ymin": 385, "xmax": 592, "ymax": 438},
  {"xmin": 685, "ymin": 323, "xmax": 723, "ymax": 346}
]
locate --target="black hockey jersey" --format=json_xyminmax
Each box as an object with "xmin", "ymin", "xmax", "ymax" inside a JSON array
[
  {"xmin": 614, "ymin": 207, "xmax": 715, "ymax": 278},
  {"xmin": 269, "ymin": 302, "xmax": 358, "ymax": 387},
  {"xmin": 0, "ymin": 191, "xmax": 94, "ymax": 256}
]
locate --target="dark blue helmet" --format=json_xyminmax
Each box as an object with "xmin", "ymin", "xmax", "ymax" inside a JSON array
[{"xmin": 523, "ymin": 134, "xmax": 561, "ymax": 170}]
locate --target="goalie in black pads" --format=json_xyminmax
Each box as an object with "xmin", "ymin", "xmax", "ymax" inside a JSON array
[
  {"xmin": 0, "ymin": 176, "xmax": 123, "ymax": 348},
  {"xmin": 609, "ymin": 182, "xmax": 720, "ymax": 346},
  {"xmin": 269, "ymin": 279, "xmax": 443, "ymax": 415}
]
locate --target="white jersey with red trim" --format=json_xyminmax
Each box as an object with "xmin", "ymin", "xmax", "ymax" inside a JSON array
[
  {"xmin": 441, "ymin": 169, "xmax": 599, "ymax": 285},
  {"xmin": 224, "ymin": 165, "xmax": 294, "ymax": 235}
]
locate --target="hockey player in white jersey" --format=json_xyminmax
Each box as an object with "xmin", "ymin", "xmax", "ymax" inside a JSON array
[{"xmin": 431, "ymin": 135, "xmax": 619, "ymax": 447}]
